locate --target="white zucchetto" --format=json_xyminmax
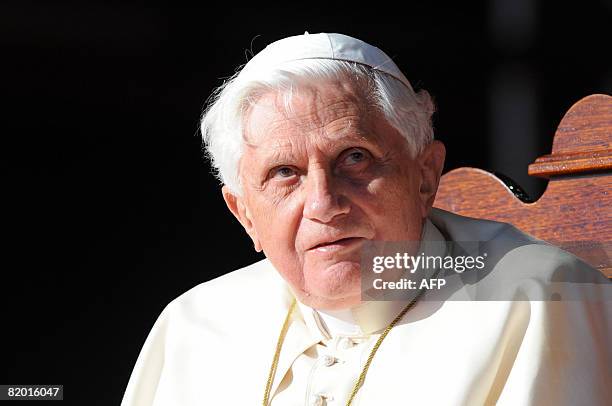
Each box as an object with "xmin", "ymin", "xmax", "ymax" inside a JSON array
[{"xmin": 238, "ymin": 32, "xmax": 414, "ymax": 91}]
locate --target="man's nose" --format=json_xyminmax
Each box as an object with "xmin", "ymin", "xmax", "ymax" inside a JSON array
[{"xmin": 303, "ymin": 168, "xmax": 350, "ymax": 223}]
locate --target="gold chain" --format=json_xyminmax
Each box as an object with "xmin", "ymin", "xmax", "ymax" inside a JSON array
[
  {"xmin": 263, "ymin": 298, "xmax": 297, "ymax": 405},
  {"xmin": 262, "ymin": 290, "xmax": 424, "ymax": 406}
]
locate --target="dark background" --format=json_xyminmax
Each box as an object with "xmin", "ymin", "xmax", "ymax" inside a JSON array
[{"xmin": 1, "ymin": 1, "xmax": 610, "ymax": 405}]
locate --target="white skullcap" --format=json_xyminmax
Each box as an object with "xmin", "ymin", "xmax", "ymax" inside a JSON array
[{"xmin": 238, "ymin": 32, "xmax": 414, "ymax": 91}]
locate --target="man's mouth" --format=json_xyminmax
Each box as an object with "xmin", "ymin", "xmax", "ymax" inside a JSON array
[{"xmin": 309, "ymin": 237, "xmax": 365, "ymax": 252}]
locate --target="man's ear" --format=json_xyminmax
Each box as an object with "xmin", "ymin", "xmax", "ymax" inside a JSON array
[
  {"xmin": 417, "ymin": 140, "xmax": 446, "ymax": 218},
  {"xmin": 221, "ymin": 185, "xmax": 263, "ymax": 252}
]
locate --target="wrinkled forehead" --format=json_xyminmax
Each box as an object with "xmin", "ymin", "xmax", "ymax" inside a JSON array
[{"xmin": 243, "ymin": 80, "xmax": 379, "ymax": 148}]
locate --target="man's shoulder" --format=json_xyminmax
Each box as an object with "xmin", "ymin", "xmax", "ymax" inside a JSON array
[
  {"xmin": 429, "ymin": 208, "xmax": 609, "ymax": 299},
  {"xmin": 161, "ymin": 258, "xmax": 290, "ymax": 324},
  {"xmin": 429, "ymin": 207, "xmax": 537, "ymax": 246},
  {"xmin": 493, "ymin": 242, "xmax": 608, "ymax": 283},
  {"xmin": 184, "ymin": 258, "xmax": 279, "ymax": 295}
]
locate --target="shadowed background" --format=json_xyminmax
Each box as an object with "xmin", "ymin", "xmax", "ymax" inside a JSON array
[{"xmin": 1, "ymin": 1, "xmax": 610, "ymax": 405}]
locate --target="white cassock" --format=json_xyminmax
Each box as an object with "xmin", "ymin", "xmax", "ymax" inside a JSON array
[{"xmin": 122, "ymin": 208, "xmax": 611, "ymax": 406}]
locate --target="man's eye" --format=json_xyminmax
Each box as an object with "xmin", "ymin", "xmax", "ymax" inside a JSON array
[
  {"xmin": 272, "ymin": 166, "xmax": 297, "ymax": 178},
  {"xmin": 341, "ymin": 148, "xmax": 371, "ymax": 166},
  {"xmin": 347, "ymin": 151, "xmax": 365, "ymax": 163}
]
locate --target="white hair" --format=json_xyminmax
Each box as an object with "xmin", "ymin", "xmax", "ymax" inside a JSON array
[{"xmin": 200, "ymin": 59, "xmax": 435, "ymax": 195}]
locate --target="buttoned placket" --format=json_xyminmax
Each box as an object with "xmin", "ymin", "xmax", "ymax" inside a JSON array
[
  {"xmin": 303, "ymin": 335, "xmax": 375, "ymax": 405},
  {"xmin": 305, "ymin": 346, "xmax": 341, "ymax": 405}
]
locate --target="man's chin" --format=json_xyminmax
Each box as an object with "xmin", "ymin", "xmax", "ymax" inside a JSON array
[{"xmin": 303, "ymin": 261, "xmax": 362, "ymax": 305}]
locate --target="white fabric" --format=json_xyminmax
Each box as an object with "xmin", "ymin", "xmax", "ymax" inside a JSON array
[
  {"xmin": 238, "ymin": 32, "xmax": 414, "ymax": 91},
  {"xmin": 121, "ymin": 209, "xmax": 611, "ymax": 406}
]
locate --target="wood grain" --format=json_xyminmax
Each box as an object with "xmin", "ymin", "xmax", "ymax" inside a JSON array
[
  {"xmin": 529, "ymin": 94, "xmax": 612, "ymax": 178},
  {"xmin": 434, "ymin": 94, "xmax": 611, "ymax": 277}
]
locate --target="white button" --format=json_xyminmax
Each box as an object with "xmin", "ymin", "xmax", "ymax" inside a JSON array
[
  {"xmin": 311, "ymin": 393, "xmax": 333, "ymax": 405},
  {"xmin": 340, "ymin": 338, "xmax": 355, "ymax": 349},
  {"xmin": 322, "ymin": 355, "xmax": 336, "ymax": 366},
  {"xmin": 310, "ymin": 394, "xmax": 324, "ymax": 406}
]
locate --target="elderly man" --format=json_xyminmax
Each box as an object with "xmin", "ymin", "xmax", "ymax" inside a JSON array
[{"xmin": 122, "ymin": 33, "xmax": 610, "ymax": 405}]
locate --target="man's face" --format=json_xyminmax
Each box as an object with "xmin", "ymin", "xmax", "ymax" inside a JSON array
[{"xmin": 223, "ymin": 79, "xmax": 444, "ymax": 310}]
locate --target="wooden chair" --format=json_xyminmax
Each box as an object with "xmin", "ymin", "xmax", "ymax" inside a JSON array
[{"xmin": 433, "ymin": 94, "xmax": 611, "ymax": 278}]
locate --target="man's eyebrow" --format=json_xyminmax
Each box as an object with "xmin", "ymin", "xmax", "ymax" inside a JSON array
[
  {"xmin": 324, "ymin": 116, "xmax": 386, "ymax": 145},
  {"xmin": 245, "ymin": 116, "xmax": 384, "ymax": 169},
  {"xmin": 255, "ymin": 134, "xmax": 382, "ymax": 171},
  {"xmin": 322, "ymin": 122, "xmax": 384, "ymax": 148},
  {"xmin": 256, "ymin": 147, "xmax": 298, "ymax": 171},
  {"xmin": 266, "ymin": 149, "xmax": 292, "ymax": 163}
]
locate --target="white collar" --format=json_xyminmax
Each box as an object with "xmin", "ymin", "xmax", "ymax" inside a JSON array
[{"xmin": 297, "ymin": 219, "xmax": 447, "ymax": 338}]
